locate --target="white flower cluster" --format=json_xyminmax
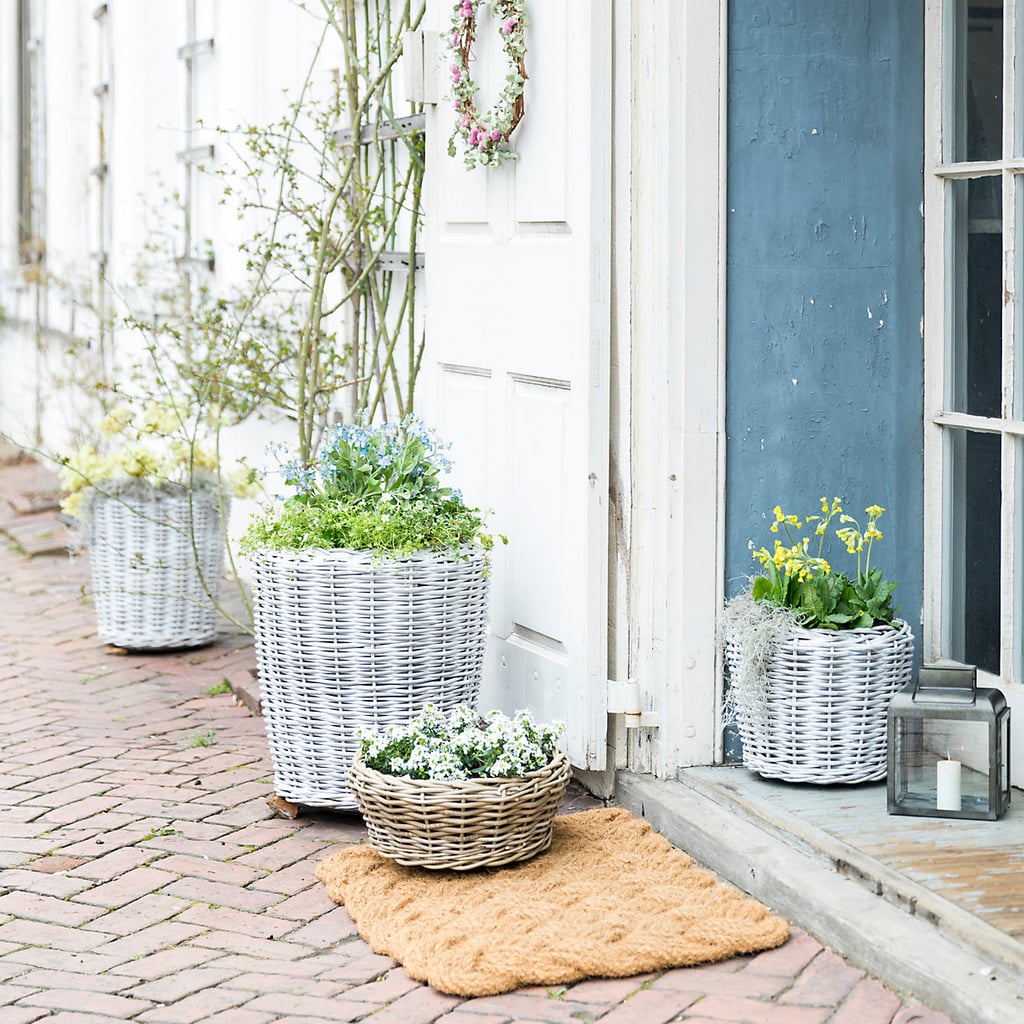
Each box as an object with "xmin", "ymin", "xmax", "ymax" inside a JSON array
[{"xmin": 358, "ymin": 704, "xmax": 563, "ymax": 781}]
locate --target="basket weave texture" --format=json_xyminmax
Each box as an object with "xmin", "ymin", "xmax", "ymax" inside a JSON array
[
  {"xmin": 348, "ymin": 749, "xmax": 572, "ymax": 870},
  {"xmin": 90, "ymin": 491, "xmax": 226, "ymax": 650},
  {"xmin": 728, "ymin": 619, "xmax": 914, "ymax": 785},
  {"xmin": 252, "ymin": 546, "xmax": 490, "ymax": 811}
]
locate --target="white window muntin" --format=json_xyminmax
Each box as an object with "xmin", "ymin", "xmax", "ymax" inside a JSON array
[{"xmin": 925, "ymin": 0, "xmax": 1024, "ymax": 686}]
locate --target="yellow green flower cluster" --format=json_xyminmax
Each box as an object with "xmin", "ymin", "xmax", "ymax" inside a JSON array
[
  {"xmin": 59, "ymin": 401, "xmax": 258, "ymax": 519},
  {"xmin": 836, "ymin": 503, "xmax": 885, "ymax": 553},
  {"xmin": 749, "ymin": 495, "xmax": 898, "ymax": 630},
  {"xmin": 754, "ymin": 497, "xmax": 885, "ymax": 583},
  {"xmin": 755, "ymin": 500, "xmax": 837, "ymax": 582},
  {"xmin": 755, "ymin": 534, "xmax": 831, "ymax": 583}
]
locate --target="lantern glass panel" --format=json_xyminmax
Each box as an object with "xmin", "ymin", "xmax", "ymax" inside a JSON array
[
  {"xmin": 892, "ymin": 717, "xmax": 992, "ymax": 815},
  {"xmin": 997, "ymin": 708, "xmax": 1010, "ymax": 796}
]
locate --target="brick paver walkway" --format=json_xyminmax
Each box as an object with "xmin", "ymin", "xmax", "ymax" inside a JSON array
[{"xmin": 0, "ymin": 457, "xmax": 955, "ymax": 1023}]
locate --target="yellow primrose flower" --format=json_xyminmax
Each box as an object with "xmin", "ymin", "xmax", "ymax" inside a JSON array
[
  {"xmin": 116, "ymin": 444, "xmax": 159, "ymax": 478},
  {"xmin": 204, "ymin": 404, "xmax": 229, "ymax": 428},
  {"xmin": 58, "ymin": 444, "xmax": 99, "ymax": 492},
  {"xmin": 59, "ymin": 489, "xmax": 85, "ymax": 518},
  {"xmin": 192, "ymin": 444, "xmax": 219, "ymax": 473},
  {"xmin": 57, "ymin": 397, "xmax": 254, "ymax": 517},
  {"xmin": 866, "ymin": 504, "xmax": 885, "ymax": 518},
  {"xmin": 141, "ymin": 402, "xmax": 182, "ymax": 436},
  {"xmin": 228, "ymin": 465, "xmax": 260, "ymax": 499},
  {"xmin": 98, "ymin": 403, "xmax": 134, "ymax": 438}
]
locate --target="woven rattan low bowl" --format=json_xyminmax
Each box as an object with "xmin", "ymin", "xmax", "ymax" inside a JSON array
[{"xmin": 348, "ymin": 750, "xmax": 573, "ymax": 871}]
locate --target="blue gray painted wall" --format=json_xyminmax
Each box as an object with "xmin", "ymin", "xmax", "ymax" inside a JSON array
[{"xmin": 726, "ymin": 1, "xmax": 925, "ymax": 634}]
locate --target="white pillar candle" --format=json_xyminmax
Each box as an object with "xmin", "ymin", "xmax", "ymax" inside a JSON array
[{"xmin": 937, "ymin": 757, "xmax": 962, "ymax": 811}]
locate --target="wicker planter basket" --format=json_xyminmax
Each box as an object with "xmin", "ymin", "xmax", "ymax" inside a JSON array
[
  {"xmin": 252, "ymin": 546, "xmax": 491, "ymax": 811},
  {"xmin": 727, "ymin": 619, "xmax": 915, "ymax": 785},
  {"xmin": 348, "ymin": 749, "xmax": 572, "ymax": 870},
  {"xmin": 90, "ymin": 491, "xmax": 226, "ymax": 650}
]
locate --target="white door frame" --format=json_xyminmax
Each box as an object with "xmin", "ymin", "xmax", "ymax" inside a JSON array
[{"xmin": 612, "ymin": 0, "xmax": 727, "ymax": 777}]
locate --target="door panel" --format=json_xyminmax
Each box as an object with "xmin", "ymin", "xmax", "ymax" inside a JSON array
[{"xmin": 422, "ymin": 0, "xmax": 611, "ymax": 769}]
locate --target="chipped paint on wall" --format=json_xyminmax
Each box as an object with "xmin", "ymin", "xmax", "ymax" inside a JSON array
[{"xmin": 724, "ymin": 0, "xmax": 925, "ymax": 628}]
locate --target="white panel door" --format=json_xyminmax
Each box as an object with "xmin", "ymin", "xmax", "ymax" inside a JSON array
[{"xmin": 421, "ymin": 0, "xmax": 611, "ymax": 769}]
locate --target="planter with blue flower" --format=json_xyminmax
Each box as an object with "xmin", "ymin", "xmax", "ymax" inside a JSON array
[
  {"xmin": 721, "ymin": 498, "xmax": 914, "ymax": 785},
  {"xmin": 243, "ymin": 417, "xmax": 497, "ymax": 812}
]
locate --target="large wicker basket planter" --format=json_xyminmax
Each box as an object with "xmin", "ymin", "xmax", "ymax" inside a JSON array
[
  {"xmin": 727, "ymin": 619, "xmax": 915, "ymax": 785},
  {"xmin": 251, "ymin": 546, "xmax": 491, "ymax": 811},
  {"xmin": 90, "ymin": 491, "xmax": 226, "ymax": 650},
  {"xmin": 348, "ymin": 750, "xmax": 572, "ymax": 870}
]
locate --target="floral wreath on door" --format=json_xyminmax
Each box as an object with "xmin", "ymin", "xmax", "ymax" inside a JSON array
[{"xmin": 447, "ymin": 0, "xmax": 529, "ymax": 169}]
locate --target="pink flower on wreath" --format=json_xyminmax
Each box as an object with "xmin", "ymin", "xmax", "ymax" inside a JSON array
[
  {"xmin": 460, "ymin": 0, "xmax": 473, "ymax": 17},
  {"xmin": 454, "ymin": 100, "xmax": 462, "ymax": 111},
  {"xmin": 462, "ymin": 115, "xmax": 471, "ymax": 128},
  {"xmin": 451, "ymin": 65, "xmax": 461, "ymax": 82},
  {"xmin": 452, "ymin": 32, "xmax": 460, "ymax": 47},
  {"xmin": 502, "ymin": 18, "xmax": 516, "ymax": 35},
  {"xmin": 478, "ymin": 135, "xmax": 488, "ymax": 150},
  {"xmin": 490, "ymin": 130, "xmax": 502, "ymax": 142},
  {"xmin": 469, "ymin": 128, "xmax": 481, "ymax": 145}
]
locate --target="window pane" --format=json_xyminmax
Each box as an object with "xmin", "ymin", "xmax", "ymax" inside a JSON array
[
  {"xmin": 949, "ymin": 0, "xmax": 1004, "ymax": 163},
  {"xmin": 1017, "ymin": 175, "xmax": 1024, "ymax": 419},
  {"xmin": 950, "ymin": 177, "xmax": 1003, "ymax": 416},
  {"xmin": 894, "ymin": 718, "xmax": 996, "ymax": 815},
  {"xmin": 17, "ymin": 0, "xmax": 36, "ymax": 263},
  {"xmin": 947, "ymin": 429, "xmax": 1001, "ymax": 673}
]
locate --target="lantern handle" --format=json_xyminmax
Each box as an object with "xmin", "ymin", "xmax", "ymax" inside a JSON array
[{"xmin": 911, "ymin": 664, "xmax": 978, "ymax": 705}]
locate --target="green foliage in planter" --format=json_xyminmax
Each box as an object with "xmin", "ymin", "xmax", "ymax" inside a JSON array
[
  {"xmin": 242, "ymin": 415, "xmax": 498, "ymax": 557},
  {"xmin": 242, "ymin": 494, "xmax": 490, "ymax": 557}
]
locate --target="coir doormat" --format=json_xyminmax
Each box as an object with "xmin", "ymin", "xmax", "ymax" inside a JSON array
[{"xmin": 316, "ymin": 806, "xmax": 789, "ymax": 996}]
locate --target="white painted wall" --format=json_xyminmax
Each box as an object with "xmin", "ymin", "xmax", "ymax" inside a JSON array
[{"xmin": 0, "ymin": 0, "xmax": 346, "ymax": 552}]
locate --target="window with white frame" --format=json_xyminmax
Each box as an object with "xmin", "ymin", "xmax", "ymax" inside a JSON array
[
  {"xmin": 925, "ymin": 0, "xmax": 1024, "ymax": 686},
  {"xmin": 17, "ymin": 0, "xmax": 42, "ymax": 267},
  {"xmin": 177, "ymin": 0, "xmax": 215, "ymax": 276}
]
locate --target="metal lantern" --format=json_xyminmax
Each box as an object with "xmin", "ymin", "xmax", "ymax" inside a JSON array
[{"xmin": 887, "ymin": 665, "xmax": 1011, "ymax": 820}]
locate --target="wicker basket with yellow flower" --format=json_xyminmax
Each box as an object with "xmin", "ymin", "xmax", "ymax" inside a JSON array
[{"xmin": 59, "ymin": 401, "xmax": 256, "ymax": 650}]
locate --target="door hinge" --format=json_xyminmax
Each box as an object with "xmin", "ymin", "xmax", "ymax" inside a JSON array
[
  {"xmin": 607, "ymin": 679, "xmax": 660, "ymax": 729},
  {"xmin": 403, "ymin": 30, "xmax": 441, "ymax": 105}
]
